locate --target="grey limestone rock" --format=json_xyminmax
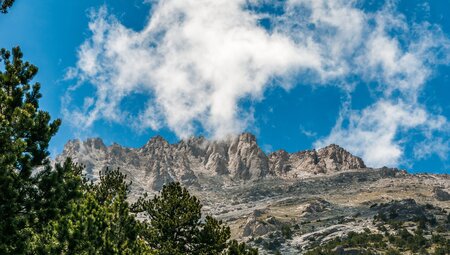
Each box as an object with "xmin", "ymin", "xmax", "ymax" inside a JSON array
[{"xmin": 57, "ymin": 133, "xmax": 367, "ymax": 190}]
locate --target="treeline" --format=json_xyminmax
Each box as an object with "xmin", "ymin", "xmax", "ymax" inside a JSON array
[{"xmin": 0, "ymin": 3, "xmax": 258, "ymax": 252}]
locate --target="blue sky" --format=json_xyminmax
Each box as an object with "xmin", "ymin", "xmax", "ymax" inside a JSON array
[{"xmin": 1, "ymin": 0, "xmax": 449, "ymax": 173}]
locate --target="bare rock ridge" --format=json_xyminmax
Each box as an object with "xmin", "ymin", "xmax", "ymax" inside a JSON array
[
  {"xmin": 57, "ymin": 133, "xmax": 366, "ymax": 190},
  {"xmin": 268, "ymin": 144, "xmax": 366, "ymax": 177}
]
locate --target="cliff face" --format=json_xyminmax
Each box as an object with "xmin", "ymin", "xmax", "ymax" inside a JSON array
[
  {"xmin": 57, "ymin": 133, "xmax": 366, "ymax": 190},
  {"xmin": 268, "ymin": 144, "xmax": 366, "ymax": 177}
]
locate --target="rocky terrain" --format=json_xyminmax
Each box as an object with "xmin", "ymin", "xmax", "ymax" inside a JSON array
[{"xmin": 57, "ymin": 133, "xmax": 450, "ymax": 254}]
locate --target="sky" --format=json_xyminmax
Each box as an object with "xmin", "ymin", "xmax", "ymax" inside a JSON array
[{"xmin": 0, "ymin": 0, "xmax": 449, "ymax": 174}]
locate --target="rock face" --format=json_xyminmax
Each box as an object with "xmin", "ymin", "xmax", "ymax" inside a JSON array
[
  {"xmin": 57, "ymin": 133, "xmax": 366, "ymax": 190},
  {"xmin": 268, "ymin": 144, "xmax": 365, "ymax": 177}
]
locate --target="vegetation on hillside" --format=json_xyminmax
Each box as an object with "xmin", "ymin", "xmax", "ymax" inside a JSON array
[{"xmin": 305, "ymin": 202, "xmax": 450, "ymax": 255}]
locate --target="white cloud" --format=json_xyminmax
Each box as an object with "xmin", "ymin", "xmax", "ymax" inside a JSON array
[
  {"xmin": 65, "ymin": 0, "xmax": 450, "ymax": 167},
  {"xmin": 311, "ymin": 2, "xmax": 450, "ymax": 167},
  {"xmin": 414, "ymin": 137, "xmax": 449, "ymax": 162},
  {"xmin": 315, "ymin": 100, "xmax": 446, "ymax": 167},
  {"xmin": 66, "ymin": 2, "xmax": 322, "ymax": 139},
  {"xmin": 299, "ymin": 125, "xmax": 317, "ymax": 138}
]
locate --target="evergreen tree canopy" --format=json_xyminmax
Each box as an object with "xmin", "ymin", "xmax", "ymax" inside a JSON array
[
  {"xmin": 134, "ymin": 182, "xmax": 258, "ymax": 255},
  {"xmin": 0, "ymin": 46, "xmax": 61, "ymax": 253},
  {"xmin": 0, "ymin": 46, "xmax": 61, "ymax": 176},
  {"xmin": 134, "ymin": 182, "xmax": 226, "ymax": 254},
  {"xmin": 32, "ymin": 169, "xmax": 150, "ymax": 255},
  {"xmin": 0, "ymin": 0, "xmax": 15, "ymax": 13}
]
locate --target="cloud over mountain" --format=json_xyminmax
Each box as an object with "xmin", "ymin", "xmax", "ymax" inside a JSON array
[{"xmin": 65, "ymin": 0, "xmax": 450, "ymax": 167}]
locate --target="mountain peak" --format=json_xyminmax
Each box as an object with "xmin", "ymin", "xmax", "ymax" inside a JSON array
[
  {"xmin": 85, "ymin": 137, "xmax": 106, "ymax": 150},
  {"xmin": 237, "ymin": 132, "xmax": 257, "ymax": 143},
  {"xmin": 319, "ymin": 143, "xmax": 343, "ymax": 150},
  {"xmin": 58, "ymin": 133, "xmax": 367, "ymax": 186},
  {"xmin": 144, "ymin": 135, "xmax": 169, "ymax": 147},
  {"xmin": 317, "ymin": 143, "xmax": 366, "ymax": 170}
]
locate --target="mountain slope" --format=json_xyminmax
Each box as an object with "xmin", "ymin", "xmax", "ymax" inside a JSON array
[{"xmin": 56, "ymin": 133, "xmax": 450, "ymax": 254}]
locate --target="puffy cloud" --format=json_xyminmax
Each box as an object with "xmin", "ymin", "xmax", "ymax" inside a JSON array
[
  {"xmin": 66, "ymin": 2, "xmax": 322, "ymax": 138},
  {"xmin": 65, "ymin": 0, "xmax": 450, "ymax": 167},
  {"xmin": 311, "ymin": 2, "xmax": 450, "ymax": 167},
  {"xmin": 315, "ymin": 100, "xmax": 446, "ymax": 167}
]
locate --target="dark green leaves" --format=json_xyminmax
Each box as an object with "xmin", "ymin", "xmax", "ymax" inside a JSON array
[
  {"xmin": 0, "ymin": 46, "xmax": 60, "ymax": 177},
  {"xmin": 0, "ymin": 46, "xmax": 61, "ymax": 253},
  {"xmin": 134, "ymin": 182, "xmax": 257, "ymax": 255},
  {"xmin": 32, "ymin": 169, "xmax": 149, "ymax": 255}
]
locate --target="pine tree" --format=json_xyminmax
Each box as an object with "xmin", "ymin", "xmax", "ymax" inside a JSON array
[
  {"xmin": 134, "ymin": 182, "xmax": 258, "ymax": 255},
  {"xmin": 31, "ymin": 169, "xmax": 150, "ymax": 254},
  {"xmin": 0, "ymin": 46, "xmax": 61, "ymax": 253},
  {"xmin": 32, "ymin": 159, "xmax": 84, "ymax": 233},
  {"xmin": 135, "ymin": 182, "xmax": 207, "ymax": 254}
]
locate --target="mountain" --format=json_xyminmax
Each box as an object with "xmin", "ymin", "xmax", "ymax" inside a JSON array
[
  {"xmin": 57, "ymin": 133, "xmax": 365, "ymax": 189},
  {"xmin": 57, "ymin": 133, "xmax": 450, "ymax": 254}
]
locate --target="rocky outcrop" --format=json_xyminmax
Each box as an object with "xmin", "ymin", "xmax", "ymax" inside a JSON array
[
  {"xmin": 302, "ymin": 198, "xmax": 331, "ymax": 215},
  {"xmin": 372, "ymin": 199, "xmax": 436, "ymax": 223},
  {"xmin": 268, "ymin": 150, "xmax": 290, "ymax": 175},
  {"xmin": 227, "ymin": 133, "xmax": 269, "ymax": 179},
  {"xmin": 268, "ymin": 144, "xmax": 365, "ymax": 177},
  {"xmin": 433, "ymin": 187, "xmax": 450, "ymax": 201},
  {"xmin": 57, "ymin": 133, "xmax": 367, "ymax": 190},
  {"xmin": 317, "ymin": 144, "xmax": 366, "ymax": 171}
]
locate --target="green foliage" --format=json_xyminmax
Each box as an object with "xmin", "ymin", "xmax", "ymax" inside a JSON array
[
  {"xmin": 262, "ymin": 239, "xmax": 281, "ymax": 252},
  {"xmin": 134, "ymin": 182, "xmax": 256, "ymax": 255},
  {"xmin": 135, "ymin": 182, "xmax": 204, "ymax": 254},
  {"xmin": 227, "ymin": 240, "xmax": 258, "ymax": 255},
  {"xmin": 31, "ymin": 169, "xmax": 149, "ymax": 254},
  {"xmin": 33, "ymin": 159, "xmax": 84, "ymax": 226},
  {"xmin": 196, "ymin": 216, "xmax": 231, "ymax": 254},
  {"xmin": 434, "ymin": 246, "xmax": 449, "ymax": 255},
  {"xmin": 305, "ymin": 221, "xmax": 450, "ymax": 255},
  {"xmin": 0, "ymin": 47, "xmax": 60, "ymax": 176},
  {"xmin": 0, "ymin": 46, "xmax": 61, "ymax": 254},
  {"xmin": 0, "ymin": 0, "xmax": 15, "ymax": 13},
  {"xmin": 281, "ymin": 224, "xmax": 293, "ymax": 240},
  {"xmin": 385, "ymin": 248, "xmax": 401, "ymax": 255},
  {"xmin": 0, "ymin": 46, "xmax": 147, "ymax": 254}
]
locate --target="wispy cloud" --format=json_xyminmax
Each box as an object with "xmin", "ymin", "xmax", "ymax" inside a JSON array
[
  {"xmin": 315, "ymin": 100, "xmax": 447, "ymax": 167},
  {"xmin": 299, "ymin": 125, "xmax": 317, "ymax": 138},
  {"xmin": 65, "ymin": 0, "xmax": 450, "ymax": 167}
]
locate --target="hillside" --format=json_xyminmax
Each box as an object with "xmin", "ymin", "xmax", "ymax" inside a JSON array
[{"xmin": 57, "ymin": 133, "xmax": 450, "ymax": 254}]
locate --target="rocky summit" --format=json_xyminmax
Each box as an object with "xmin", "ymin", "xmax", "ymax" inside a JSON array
[
  {"xmin": 57, "ymin": 133, "xmax": 365, "ymax": 189},
  {"xmin": 57, "ymin": 133, "xmax": 450, "ymax": 254}
]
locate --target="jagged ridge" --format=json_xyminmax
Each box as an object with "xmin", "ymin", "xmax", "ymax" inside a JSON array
[{"xmin": 57, "ymin": 133, "xmax": 366, "ymax": 190}]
